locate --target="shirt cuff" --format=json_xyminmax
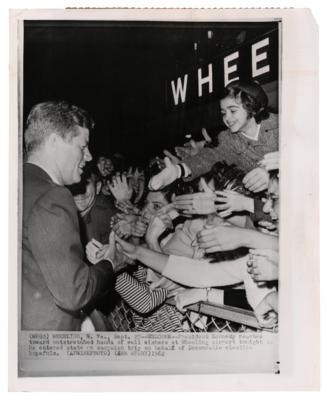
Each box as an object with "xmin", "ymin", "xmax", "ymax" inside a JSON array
[{"xmin": 181, "ymin": 163, "xmax": 191, "ymax": 178}]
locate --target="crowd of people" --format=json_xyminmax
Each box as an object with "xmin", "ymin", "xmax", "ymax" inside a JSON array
[{"xmin": 22, "ymin": 80, "xmax": 279, "ymax": 332}]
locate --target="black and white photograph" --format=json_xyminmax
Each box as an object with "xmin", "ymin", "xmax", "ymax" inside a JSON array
[{"xmin": 8, "ymin": 7, "xmax": 319, "ymax": 387}]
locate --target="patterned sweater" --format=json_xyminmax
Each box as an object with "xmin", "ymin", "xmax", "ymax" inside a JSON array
[{"xmin": 184, "ymin": 113, "xmax": 279, "ymax": 179}]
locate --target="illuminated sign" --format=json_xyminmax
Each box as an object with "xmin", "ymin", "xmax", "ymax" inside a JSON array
[{"xmin": 168, "ymin": 29, "xmax": 278, "ymax": 108}]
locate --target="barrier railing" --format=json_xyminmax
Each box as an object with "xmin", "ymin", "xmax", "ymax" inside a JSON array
[{"xmin": 99, "ymin": 298, "xmax": 277, "ymax": 333}]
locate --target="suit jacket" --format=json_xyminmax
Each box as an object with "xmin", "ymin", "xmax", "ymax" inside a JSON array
[
  {"xmin": 22, "ymin": 163, "xmax": 115, "ymax": 330},
  {"xmin": 183, "ymin": 113, "xmax": 279, "ymax": 179}
]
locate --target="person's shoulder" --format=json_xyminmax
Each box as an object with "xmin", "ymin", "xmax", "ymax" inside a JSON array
[
  {"xmin": 24, "ymin": 163, "xmax": 53, "ymax": 187},
  {"xmin": 24, "ymin": 163, "xmax": 62, "ymax": 215},
  {"xmin": 262, "ymin": 113, "xmax": 278, "ymax": 130},
  {"xmin": 34, "ymin": 184, "xmax": 75, "ymax": 214}
]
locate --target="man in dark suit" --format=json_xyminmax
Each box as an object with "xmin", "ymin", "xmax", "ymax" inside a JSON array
[{"xmin": 22, "ymin": 101, "xmax": 117, "ymax": 330}]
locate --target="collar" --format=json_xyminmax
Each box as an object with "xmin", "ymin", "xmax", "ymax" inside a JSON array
[
  {"xmin": 239, "ymin": 123, "xmax": 261, "ymax": 141},
  {"xmin": 26, "ymin": 161, "xmax": 61, "ymax": 185}
]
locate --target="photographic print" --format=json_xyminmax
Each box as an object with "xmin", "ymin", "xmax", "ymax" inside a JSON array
[{"xmin": 8, "ymin": 8, "xmax": 319, "ymax": 389}]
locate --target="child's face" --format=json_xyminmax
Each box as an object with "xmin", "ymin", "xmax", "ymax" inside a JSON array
[
  {"xmin": 263, "ymin": 178, "xmax": 279, "ymax": 221},
  {"xmin": 143, "ymin": 191, "xmax": 169, "ymax": 217},
  {"xmin": 74, "ymin": 177, "xmax": 99, "ymax": 214},
  {"xmin": 220, "ymin": 96, "xmax": 251, "ymax": 133}
]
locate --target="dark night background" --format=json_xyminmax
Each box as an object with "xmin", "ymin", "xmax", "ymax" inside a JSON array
[{"xmin": 24, "ymin": 20, "xmax": 279, "ymax": 166}]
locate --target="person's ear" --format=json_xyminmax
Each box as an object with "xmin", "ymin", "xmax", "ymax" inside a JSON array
[{"xmin": 47, "ymin": 132, "xmax": 59, "ymax": 146}]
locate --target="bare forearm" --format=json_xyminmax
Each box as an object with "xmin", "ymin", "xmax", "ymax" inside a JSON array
[
  {"xmin": 162, "ymin": 255, "xmax": 248, "ymax": 288},
  {"xmin": 146, "ymin": 237, "xmax": 162, "ymax": 252},
  {"xmin": 243, "ymin": 230, "xmax": 278, "ymax": 250},
  {"xmin": 135, "ymin": 246, "xmax": 169, "ymax": 274}
]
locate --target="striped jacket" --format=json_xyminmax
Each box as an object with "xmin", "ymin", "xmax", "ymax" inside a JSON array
[{"xmin": 115, "ymin": 266, "xmax": 184, "ymax": 332}]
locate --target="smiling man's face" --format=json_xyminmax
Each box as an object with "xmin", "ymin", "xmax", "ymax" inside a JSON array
[{"xmin": 55, "ymin": 126, "xmax": 92, "ymax": 185}]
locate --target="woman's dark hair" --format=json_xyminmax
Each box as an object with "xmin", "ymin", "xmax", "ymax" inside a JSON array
[
  {"xmin": 209, "ymin": 161, "xmax": 250, "ymax": 195},
  {"xmin": 222, "ymin": 80, "xmax": 270, "ymax": 123}
]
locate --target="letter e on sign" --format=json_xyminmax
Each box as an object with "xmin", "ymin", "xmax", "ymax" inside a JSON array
[
  {"xmin": 252, "ymin": 37, "xmax": 270, "ymax": 78},
  {"xmin": 224, "ymin": 51, "xmax": 239, "ymax": 86}
]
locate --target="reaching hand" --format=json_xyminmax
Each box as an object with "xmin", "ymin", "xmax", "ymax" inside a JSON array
[
  {"xmin": 173, "ymin": 180, "xmax": 216, "ymax": 215},
  {"xmin": 247, "ymin": 249, "xmax": 279, "ymax": 282},
  {"xmin": 243, "ymin": 167, "xmax": 269, "ymax": 193},
  {"xmin": 86, "ymin": 238, "xmax": 105, "ymax": 264},
  {"xmin": 174, "ymin": 288, "xmax": 206, "ymax": 313},
  {"xmin": 215, "ymin": 190, "xmax": 254, "ymax": 218},
  {"xmin": 131, "ymin": 217, "xmax": 148, "ymax": 238},
  {"xmin": 196, "ymin": 225, "xmax": 246, "ymax": 253},
  {"xmin": 115, "ymin": 235, "xmax": 138, "ymax": 260},
  {"xmin": 112, "ymin": 218, "xmax": 133, "ymax": 239},
  {"xmin": 253, "ymin": 292, "xmax": 278, "ymax": 329},
  {"xmin": 149, "ymin": 276, "xmax": 183, "ymax": 297},
  {"xmin": 146, "ymin": 214, "xmax": 172, "ymax": 243},
  {"xmin": 85, "ymin": 233, "xmax": 126, "ymax": 272},
  {"xmin": 163, "ymin": 149, "xmax": 181, "ymax": 165},
  {"xmin": 148, "ymin": 157, "xmax": 180, "ymax": 190},
  {"xmin": 105, "ymin": 232, "xmax": 129, "ymax": 273},
  {"xmin": 108, "ymin": 174, "xmax": 133, "ymax": 201},
  {"xmin": 249, "ymin": 248, "xmax": 278, "ymax": 265},
  {"xmin": 115, "ymin": 199, "xmax": 140, "ymax": 215},
  {"xmin": 173, "ymin": 192, "xmax": 216, "ymax": 215},
  {"xmin": 258, "ymin": 151, "xmax": 279, "ymax": 171}
]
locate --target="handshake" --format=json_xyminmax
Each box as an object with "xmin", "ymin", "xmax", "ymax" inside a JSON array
[{"xmin": 85, "ymin": 232, "xmax": 132, "ymax": 273}]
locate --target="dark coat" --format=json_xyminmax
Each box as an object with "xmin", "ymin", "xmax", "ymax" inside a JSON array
[{"xmin": 22, "ymin": 163, "xmax": 114, "ymax": 330}]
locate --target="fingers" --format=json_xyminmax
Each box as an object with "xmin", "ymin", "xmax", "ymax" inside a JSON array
[
  {"xmin": 174, "ymin": 193, "xmax": 198, "ymax": 201},
  {"xmin": 242, "ymin": 167, "xmax": 263, "ymax": 184},
  {"xmin": 258, "ymin": 152, "xmax": 279, "ymax": 171},
  {"xmin": 201, "ymin": 127, "xmax": 211, "ymax": 143},
  {"xmin": 174, "ymin": 296, "xmax": 187, "ymax": 313},
  {"xmin": 163, "ymin": 155, "xmax": 173, "ymax": 168},
  {"xmin": 217, "ymin": 209, "xmax": 232, "ymax": 218},
  {"xmin": 256, "ymin": 313, "xmax": 278, "ymax": 329},
  {"xmin": 197, "ymin": 238, "xmax": 222, "ymax": 248},
  {"xmin": 163, "ymin": 150, "xmax": 180, "ymax": 165},
  {"xmin": 156, "ymin": 203, "xmax": 175, "ymax": 217},
  {"xmin": 201, "ymin": 245, "xmax": 223, "ymax": 253},
  {"xmin": 258, "ymin": 159, "xmax": 279, "ymax": 171},
  {"xmin": 249, "ymin": 180, "xmax": 268, "ymax": 193},
  {"xmin": 215, "ymin": 202, "xmax": 229, "ymax": 210},
  {"xmin": 149, "ymin": 276, "xmax": 167, "ymax": 290},
  {"xmin": 91, "ymin": 238, "xmax": 103, "ymax": 248},
  {"xmin": 199, "ymin": 177, "xmax": 212, "ymax": 194},
  {"xmin": 243, "ymin": 168, "xmax": 269, "ymax": 192}
]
